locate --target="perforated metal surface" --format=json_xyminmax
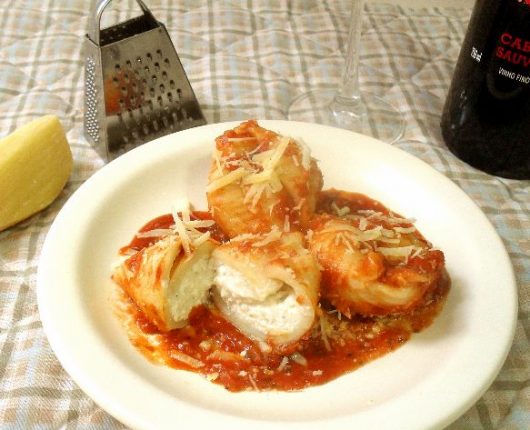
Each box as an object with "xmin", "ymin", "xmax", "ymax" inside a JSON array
[
  {"xmin": 83, "ymin": 4, "xmax": 206, "ymax": 160},
  {"xmin": 84, "ymin": 56, "xmax": 100, "ymax": 144}
]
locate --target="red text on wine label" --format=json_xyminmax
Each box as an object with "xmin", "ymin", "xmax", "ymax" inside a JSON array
[
  {"xmin": 500, "ymin": 33, "xmax": 530, "ymax": 52},
  {"xmin": 496, "ymin": 33, "xmax": 530, "ymax": 69}
]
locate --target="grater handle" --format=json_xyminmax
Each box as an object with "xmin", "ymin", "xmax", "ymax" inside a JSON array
[{"xmin": 88, "ymin": 0, "xmax": 157, "ymax": 45}]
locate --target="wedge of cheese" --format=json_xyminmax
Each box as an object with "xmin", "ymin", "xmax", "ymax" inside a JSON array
[{"xmin": 0, "ymin": 115, "xmax": 73, "ymax": 231}]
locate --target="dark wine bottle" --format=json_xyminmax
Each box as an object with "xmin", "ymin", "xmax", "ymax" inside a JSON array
[{"xmin": 441, "ymin": 0, "xmax": 530, "ymax": 179}]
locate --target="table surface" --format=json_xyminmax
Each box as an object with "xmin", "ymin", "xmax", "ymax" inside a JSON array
[{"xmin": 0, "ymin": 1, "xmax": 529, "ymax": 429}]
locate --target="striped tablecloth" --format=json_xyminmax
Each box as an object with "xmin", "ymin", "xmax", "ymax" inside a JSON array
[{"xmin": 1, "ymin": 1, "xmax": 528, "ymax": 428}]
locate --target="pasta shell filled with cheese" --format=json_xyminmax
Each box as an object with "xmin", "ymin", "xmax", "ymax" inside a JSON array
[
  {"xmin": 206, "ymin": 120, "xmax": 323, "ymax": 238},
  {"xmin": 308, "ymin": 191, "xmax": 445, "ymax": 317},
  {"xmin": 112, "ymin": 213, "xmax": 218, "ymax": 332},
  {"xmin": 211, "ymin": 230, "xmax": 320, "ymax": 352}
]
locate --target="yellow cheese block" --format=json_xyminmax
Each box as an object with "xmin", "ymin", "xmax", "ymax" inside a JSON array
[{"xmin": 0, "ymin": 115, "xmax": 73, "ymax": 231}]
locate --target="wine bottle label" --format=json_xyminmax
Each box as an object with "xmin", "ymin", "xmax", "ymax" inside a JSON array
[
  {"xmin": 440, "ymin": 0, "xmax": 530, "ymax": 179},
  {"xmin": 496, "ymin": 32, "xmax": 530, "ymax": 79},
  {"xmin": 482, "ymin": 0, "xmax": 530, "ymax": 100}
]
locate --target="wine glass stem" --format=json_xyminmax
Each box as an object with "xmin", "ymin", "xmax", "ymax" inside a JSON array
[{"xmin": 332, "ymin": 0, "xmax": 363, "ymax": 112}]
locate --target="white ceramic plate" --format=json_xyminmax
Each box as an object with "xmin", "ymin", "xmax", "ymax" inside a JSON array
[{"xmin": 37, "ymin": 121, "xmax": 517, "ymax": 430}]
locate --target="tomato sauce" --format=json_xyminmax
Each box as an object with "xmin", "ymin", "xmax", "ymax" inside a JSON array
[{"xmin": 115, "ymin": 195, "xmax": 450, "ymax": 392}]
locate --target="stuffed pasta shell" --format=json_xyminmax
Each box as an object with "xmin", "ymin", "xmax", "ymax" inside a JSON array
[
  {"xmin": 211, "ymin": 229, "xmax": 320, "ymax": 352},
  {"xmin": 308, "ymin": 190, "xmax": 445, "ymax": 317},
  {"xmin": 206, "ymin": 120, "xmax": 323, "ymax": 238},
  {"xmin": 112, "ymin": 211, "xmax": 218, "ymax": 332}
]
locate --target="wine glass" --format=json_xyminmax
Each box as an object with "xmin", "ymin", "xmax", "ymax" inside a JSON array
[{"xmin": 288, "ymin": 0, "xmax": 405, "ymax": 144}]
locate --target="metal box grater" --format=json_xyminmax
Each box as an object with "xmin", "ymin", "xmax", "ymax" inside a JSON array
[{"xmin": 84, "ymin": 0, "xmax": 207, "ymax": 160}]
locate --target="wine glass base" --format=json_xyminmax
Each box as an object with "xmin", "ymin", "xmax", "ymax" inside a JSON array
[{"xmin": 287, "ymin": 89, "xmax": 405, "ymax": 144}]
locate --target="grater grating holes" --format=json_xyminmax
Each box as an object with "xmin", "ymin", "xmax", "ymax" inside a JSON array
[
  {"xmin": 85, "ymin": 56, "xmax": 100, "ymax": 143},
  {"xmin": 108, "ymin": 50, "xmax": 194, "ymax": 145},
  {"xmin": 84, "ymin": 2, "xmax": 206, "ymax": 159}
]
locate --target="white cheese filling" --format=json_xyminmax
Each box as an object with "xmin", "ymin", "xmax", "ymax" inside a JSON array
[
  {"xmin": 214, "ymin": 263, "xmax": 312, "ymax": 339},
  {"xmin": 214, "ymin": 263, "xmax": 282, "ymax": 301}
]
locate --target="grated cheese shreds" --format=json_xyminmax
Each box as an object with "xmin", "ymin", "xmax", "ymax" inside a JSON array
[
  {"xmin": 321, "ymin": 223, "xmax": 381, "ymax": 243},
  {"xmin": 243, "ymin": 183, "xmax": 259, "ymax": 204},
  {"xmin": 206, "ymin": 373, "xmax": 219, "ymax": 381},
  {"xmin": 357, "ymin": 210, "xmax": 416, "ymax": 226},
  {"xmin": 283, "ymin": 215, "xmax": 290, "ymax": 232},
  {"xmin": 359, "ymin": 227, "xmax": 383, "ymax": 242},
  {"xmin": 320, "ymin": 316, "xmax": 332, "ymax": 351},
  {"xmin": 394, "ymin": 226, "xmax": 417, "ymax": 234},
  {"xmin": 242, "ymin": 170, "xmax": 273, "ymax": 186},
  {"xmin": 246, "ymin": 141, "xmax": 266, "ymax": 156},
  {"xmin": 244, "ymin": 183, "xmax": 267, "ymax": 211},
  {"xmin": 331, "ymin": 201, "xmax": 350, "ymax": 217},
  {"xmin": 278, "ymin": 356, "xmax": 289, "ymax": 371},
  {"xmin": 251, "ymin": 184, "xmax": 267, "ymax": 209},
  {"xmin": 268, "ymin": 173, "xmax": 283, "ymax": 193},
  {"xmin": 378, "ymin": 237, "xmax": 401, "ymax": 245},
  {"xmin": 199, "ymin": 340, "xmax": 212, "ymax": 351},
  {"xmin": 239, "ymin": 137, "xmax": 290, "ymax": 187},
  {"xmin": 169, "ymin": 350, "xmax": 204, "ymax": 368},
  {"xmin": 206, "ymin": 167, "xmax": 246, "ymax": 193},
  {"xmin": 291, "ymin": 197, "xmax": 305, "ymax": 213},
  {"xmin": 248, "ymin": 373, "xmax": 259, "ymax": 391},
  {"xmin": 340, "ymin": 234, "xmax": 356, "ymax": 254},
  {"xmin": 321, "ymin": 215, "xmax": 427, "ymax": 260},
  {"xmin": 154, "ymin": 199, "xmax": 217, "ymax": 252},
  {"xmin": 171, "ymin": 207, "xmax": 192, "ymax": 255},
  {"xmin": 226, "ymin": 137, "xmax": 258, "ymax": 143},
  {"xmin": 192, "ymin": 231, "xmax": 211, "ymax": 248},
  {"xmin": 184, "ymin": 219, "xmax": 215, "ymax": 229},
  {"xmin": 135, "ymin": 228, "xmax": 173, "ymax": 239},
  {"xmin": 251, "ymin": 148, "xmax": 275, "ymax": 164},
  {"xmin": 252, "ymin": 226, "xmax": 282, "ymax": 247},
  {"xmin": 207, "ymin": 350, "xmax": 243, "ymax": 362},
  {"xmin": 359, "ymin": 217, "xmax": 368, "ymax": 231},
  {"xmin": 180, "ymin": 202, "xmax": 191, "ymax": 223},
  {"xmin": 377, "ymin": 245, "xmax": 419, "ymax": 258},
  {"xmin": 265, "ymin": 136, "xmax": 290, "ymax": 171},
  {"xmin": 242, "ymin": 137, "xmax": 289, "ymax": 187},
  {"xmin": 230, "ymin": 232, "xmax": 260, "ymax": 243},
  {"xmin": 290, "ymin": 352, "xmax": 308, "ymax": 366},
  {"xmin": 212, "ymin": 134, "xmax": 312, "ymax": 216},
  {"xmin": 381, "ymin": 228, "xmax": 396, "ymax": 238}
]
